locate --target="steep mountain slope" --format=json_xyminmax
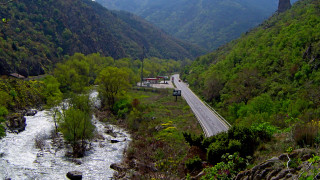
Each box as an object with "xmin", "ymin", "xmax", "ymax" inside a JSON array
[
  {"xmin": 182, "ymin": 0, "xmax": 320, "ymax": 127},
  {"xmin": 0, "ymin": 0, "xmax": 203, "ymax": 76},
  {"xmin": 96, "ymin": 0, "xmax": 298, "ymax": 50}
]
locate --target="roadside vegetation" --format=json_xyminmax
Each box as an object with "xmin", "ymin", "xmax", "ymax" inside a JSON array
[{"xmin": 97, "ymin": 88, "xmax": 203, "ymax": 178}]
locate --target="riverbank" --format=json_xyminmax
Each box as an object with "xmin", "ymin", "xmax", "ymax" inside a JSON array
[{"xmin": 97, "ymin": 88, "xmax": 203, "ymax": 178}]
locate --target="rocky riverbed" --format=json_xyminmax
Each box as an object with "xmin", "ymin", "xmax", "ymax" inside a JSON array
[{"xmin": 0, "ymin": 92, "xmax": 130, "ymax": 179}]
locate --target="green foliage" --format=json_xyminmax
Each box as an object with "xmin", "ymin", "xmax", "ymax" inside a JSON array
[
  {"xmin": 183, "ymin": 132, "xmax": 204, "ymax": 148},
  {"xmin": 185, "ymin": 156, "xmax": 202, "ymax": 173},
  {"xmin": 113, "ymin": 98, "xmax": 131, "ymax": 119},
  {"xmin": 0, "ymin": 90, "xmax": 12, "ymax": 107},
  {"xmin": 0, "ymin": 106, "xmax": 8, "ymax": 117},
  {"xmin": 59, "ymin": 94, "xmax": 95, "ymax": 157},
  {"xmin": 43, "ymin": 75, "xmax": 62, "ymax": 107},
  {"xmin": 299, "ymin": 155, "xmax": 320, "ymax": 179},
  {"xmin": 0, "ymin": 79, "xmax": 46, "ymax": 110},
  {"xmin": 54, "ymin": 54, "xmax": 90, "ymax": 93},
  {"xmin": 184, "ymin": 126, "xmax": 270, "ymax": 166},
  {"xmin": 201, "ymin": 152, "xmax": 246, "ymax": 180},
  {"xmin": 0, "ymin": 106, "xmax": 8, "ymax": 138},
  {"xmin": 251, "ymin": 122, "xmax": 278, "ymax": 141},
  {"xmin": 182, "ymin": 0, "xmax": 320, "ymax": 128},
  {"xmin": 95, "ymin": 66, "xmax": 131, "ymax": 110}
]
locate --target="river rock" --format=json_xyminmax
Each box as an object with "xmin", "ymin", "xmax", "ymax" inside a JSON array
[
  {"xmin": 110, "ymin": 163, "xmax": 127, "ymax": 172},
  {"xmin": 25, "ymin": 109, "xmax": 37, "ymax": 116},
  {"xmin": 111, "ymin": 139, "xmax": 120, "ymax": 143},
  {"xmin": 6, "ymin": 113, "xmax": 26, "ymax": 133},
  {"xmin": 66, "ymin": 171, "xmax": 82, "ymax": 180}
]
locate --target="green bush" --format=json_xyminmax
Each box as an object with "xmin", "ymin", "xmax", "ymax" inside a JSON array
[
  {"xmin": 0, "ymin": 106, "xmax": 8, "ymax": 139},
  {"xmin": 183, "ymin": 132, "xmax": 204, "ymax": 148},
  {"xmin": 202, "ymin": 152, "xmax": 246, "ymax": 180},
  {"xmin": 251, "ymin": 122, "xmax": 278, "ymax": 141},
  {"xmin": 113, "ymin": 98, "xmax": 132, "ymax": 118},
  {"xmin": 0, "ymin": 106, "xmax": 8, "ymax": 117},
  {"xmin": 227, "ymin": 126, "xmax": 258, "ymax": 156},
  {"xmin": 207, "ymin": 140, "xmax": 228, "ymax": 165},
  {"xmin": 185, "ymin": 155, "xmax": 202, "ymax": 172}
]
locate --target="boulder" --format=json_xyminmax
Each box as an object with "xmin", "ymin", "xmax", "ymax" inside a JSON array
[
  {"xmin": 111, "ymin": 140, "xmax": 120, "ymax": 143},
  {"xmin": 110, "ymin": 163, "xmax": 127, "ymax": 172},
  {"xmin": 6, "ymin": 113, "xmax": 26, "ymax": 133},
  {"xmin": 66, "ymin": 171, "xmax": 82, "ymax": 180},
  {"xmin": 25, "ymin": 109, "xmax": 37, "ymax": 116}
]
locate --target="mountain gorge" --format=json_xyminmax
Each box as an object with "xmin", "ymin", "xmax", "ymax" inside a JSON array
[
  {"xmin": 96, "ymin": 0, "xmax": 298, "ymax": 50},
  {"xmin": 0, "ymin": 0, "xmax": 203, "ymax": 76}
]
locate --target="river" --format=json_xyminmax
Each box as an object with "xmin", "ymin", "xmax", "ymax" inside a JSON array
[{"xmin": 0, "ymin": 91, "xmax": 130, "ymax": 179}]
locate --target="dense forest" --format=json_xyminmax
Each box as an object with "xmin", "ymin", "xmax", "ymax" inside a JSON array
[
  {"xmin": 0, "ymin": 0, "xmax": 203, "ymax": 77},
  {"xmin": 182, "ymin": 0, "xmax": 320, "ymax": 128},
  {"xmin": 96, "ymin": 0, "xmax": 298, "ymax": 50}
]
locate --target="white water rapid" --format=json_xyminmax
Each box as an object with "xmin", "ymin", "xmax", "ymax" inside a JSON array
[{"xmin": 0, "ymin": 91, "xmax": 130, "ymax": 179}]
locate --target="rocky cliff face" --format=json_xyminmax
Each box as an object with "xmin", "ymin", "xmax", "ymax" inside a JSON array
[
  {"xmin": 278, "ymin": 0, "xmax": 292, "ymax": 13},
  {"xmin": 235, "ymin": 149, "xmax": 317, "ymax": 180}
]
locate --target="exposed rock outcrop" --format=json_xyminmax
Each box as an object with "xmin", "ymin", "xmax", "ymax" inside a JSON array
[
  {"xmin": 278, "ymin": 0, "xmax": 292, "ymax": 13},
  {"xmin": 235, "ymin": 148, "xmax": 316, "ymax": 180},
  {"xmin": 5, "ymin": 113, "xmax": 26, "ymax": 133}
]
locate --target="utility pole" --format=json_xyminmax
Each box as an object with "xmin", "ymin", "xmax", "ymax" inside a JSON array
[
  {"xmin": 140, "ymin": 46, "xmax": 146, "ymax": 87},
  {"xmin": 140, "ymin": 58, "xmax": 144, "ymax": 86}
]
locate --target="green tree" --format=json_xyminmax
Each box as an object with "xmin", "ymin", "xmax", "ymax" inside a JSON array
[
  {"xmin": 54, "ymin": 54, "xmax": 90, "ymax": 93},
  {"xmin": 95, "ymin": 67, "xmax": 131, "ymax": 110},
  {"xmin": 59, "ymin": 94, "xmax": 94, "ymax": 157},
  {"xmin": 43, "ymin": 75, "xmax": 63, "ymax": 134},
  {"xmin": 43, "ymin": 75, "xmax": 62, "ymax": 107}
]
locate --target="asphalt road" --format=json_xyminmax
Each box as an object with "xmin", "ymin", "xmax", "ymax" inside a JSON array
[{"xmin": 172, "ymin": 74, "xmax": 229, "ymax": 137}]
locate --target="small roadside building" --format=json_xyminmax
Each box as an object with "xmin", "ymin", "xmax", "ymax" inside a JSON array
[{"xmin": 145, "ymin": 78, "xmax": 159, "ymax": 84}]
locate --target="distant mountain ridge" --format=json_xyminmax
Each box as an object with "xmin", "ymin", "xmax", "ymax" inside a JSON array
[
  {"xmin": 0, "ymin": 0, "xmax": 204, "ymax": 76},
  {"xmin": 96, "ymin": 0, "xmax": 298, "ymax": 50}
]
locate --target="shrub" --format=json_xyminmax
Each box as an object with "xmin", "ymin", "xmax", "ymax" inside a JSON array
[
  {"xmin": 202, "ymin": 152, "xmax": 246, "ymax": 180},
  {"xmin": 185, "ymin": 155, "xmax": 202, "ymax": 173},
  {"xmin": 227, "ymin": 126, "xmax": 258, "ymax": 156},
  {"xmin": 294, "ymin": 122, "xmax": 319, "ymax": 147},
  {"xmin": 207, "ymin": 140, "xmax": 228, "ymax": 165},
  {"xmin": 251, "ymin": 122, "xmax": 278, "ymax": 141},
  {"xmin": 113, "ymin": 98, "xmax": 131, "ymax": 118},
  {"xmin": 0, "ymin": 106, "xmax": 8, "ymax": 139},
  {"xmin": 183, "ymin": 132, "xmax": 204, "ymax": 148}
]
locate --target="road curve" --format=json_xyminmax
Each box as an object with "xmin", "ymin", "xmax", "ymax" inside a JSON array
[{"xmin": 172, "ymin": 74, "xmax": 229, "ymax": 137}]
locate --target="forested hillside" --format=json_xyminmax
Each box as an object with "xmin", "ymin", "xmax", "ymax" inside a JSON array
[
  {"xmin": 182, "ymin": 0, "xmax": 320, "ymax": 128},
  {"xmin": 96, "ymin": 0, "xmax": 298, "ymax": 50},
  {"xmin": 0, "ymin": 0, "xmax": 203, "ymax": 77}
]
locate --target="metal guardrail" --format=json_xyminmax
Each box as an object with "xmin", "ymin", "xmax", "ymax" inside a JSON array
[{"xmin": 203, "ymin": 101, "xmax": 231, "ymax": 128}]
